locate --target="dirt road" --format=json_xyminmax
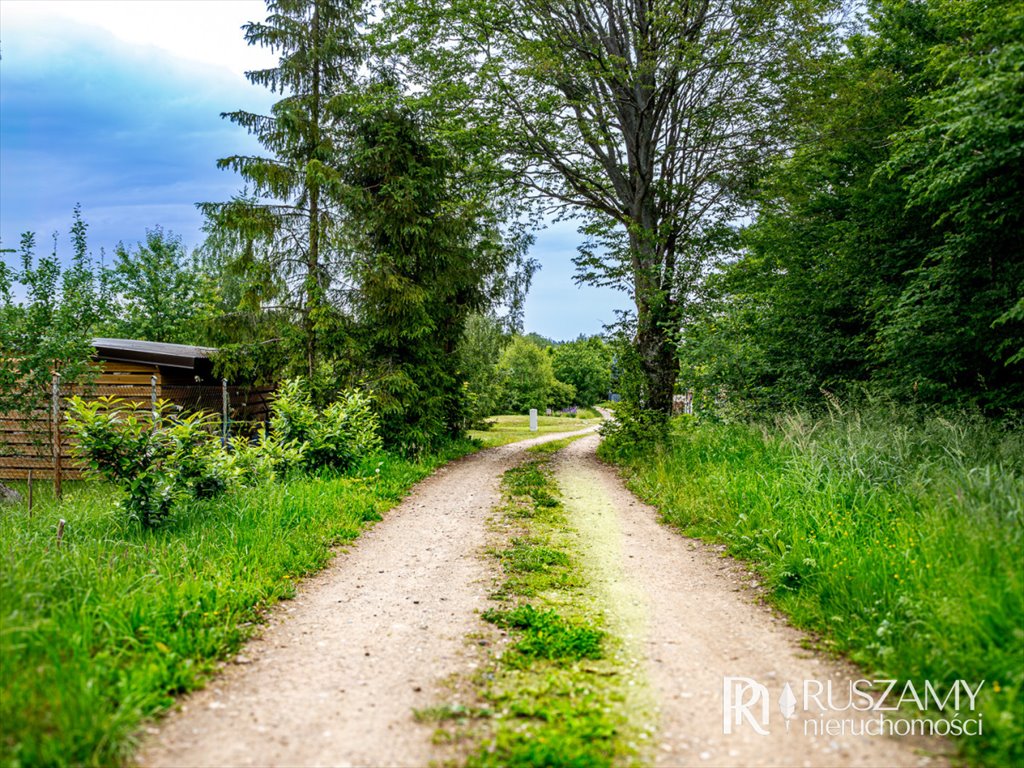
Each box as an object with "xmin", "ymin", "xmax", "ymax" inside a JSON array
[
  {"xmin": 137, "ymin": 426, "xmax": 599, "ymax": 768},
  {"xmin": 138, "ymin": 428, "xmax": 947, "ymax": 768},
  {"xmin": 556, "ymin": 435, "xmax": 946, "ymax": 768}
]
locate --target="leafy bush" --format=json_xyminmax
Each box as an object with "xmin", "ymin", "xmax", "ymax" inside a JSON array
[
  {"xmin": 598, "ymin": 399, "xmax": 669, "ymax": 456},
  {"xmin": 548, "ymin": 379, "xmax": 577, "ymax": 411},
  {"xmin": 226, "ymin": 430, "xmax": 306, "ymax": 486},
  {"xmin": 270, "ymin": 378, "xmax": 382, "ymax": 471},
  {"xmin": 67, "ymin": 381, "xmax": 382, "ymax": 527},
  {"xmin": 66, "ymin": 397, "xmax": 228, "ymax": 527},
  {"xmin": 165, "ymin": 411, "xmax": 232, "ymax": 499}
]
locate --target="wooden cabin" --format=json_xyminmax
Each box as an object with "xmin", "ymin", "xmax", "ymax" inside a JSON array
[{"xmin": 0, "ymin": 339, "xmax": 273, "ymax": 480}]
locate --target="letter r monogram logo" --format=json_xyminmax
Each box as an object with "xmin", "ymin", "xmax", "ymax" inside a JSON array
[{"xmin": 723, "ymin": 677, "xmax": 771, "ymax": 735}]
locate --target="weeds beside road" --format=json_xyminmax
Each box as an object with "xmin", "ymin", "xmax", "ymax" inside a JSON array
[
  {"xmin": 0, "ymin": 443, "xmax": 474, "ymax": 768},
  {"xmin": 602, "ymin": 407, "xmax": 1023, "ymax": 767}
]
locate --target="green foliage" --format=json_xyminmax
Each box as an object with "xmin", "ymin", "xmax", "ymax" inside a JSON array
[
  {"xmin": 104, "ymin": 227, "xmax": 202, "ymax": 343},
  {"xmin": 482, "ymin": 605, "xmax": 603, "ymax": 663},
  {"xmin": 686, "ymin": 0, "xmax": 1024, "ymax": 413},
  {"xmin": 199, "ymin": 0, "xmax": 363, "ymax": 377},
  {"xmin": 551, "ymin": 337, "xmax": 611, "ymax": 408},
  {"xmin": 226, "ymin": 430, "xmax": 306, "ymax": 486},
  {"xmin": 457, "ymin": 313, "xmax": 510, "ymax": 426},
  {"xmin": 65, "ymin": 397, "xmax": 227, "ymax": 528},
  {"xmin": 602, "ymin": 407, "xmax": 1024, "ymax": 766},
  {"xmin": 500, "ymin": 538, "xmax": 571, "ymax": 573},
  {"xmin": 880, "ymin": 0, "xmax": 1024, "ymax": 409},
  {"xmin": 547, "ymin": 379, "xmax": 577, "ymax": 411},
  {"xmin": 496, "ymin": 336, "xmax": 559, "ymax": 413},
  {"xmin": 0, "ymin": 443, "xmax": 475, "ymax": 767},
  {"xmin": 343, "ymin": 79, "xmax": 533, "ymax": 452},
  {"xmin": 1, "ymin": 207, "xmax": 108, "ymax": 419},
  {"xmin": 384, "ymin": 0, "xmax": 836, "ymax": 415},
  {"xmin": 270, "ymin": 378, "xmax": 382, "ymax": 471},
  {"xmin": 598, "ymin": 400, "xmax": 669, "ymax": 456},
  {"xmin": 65, "ymin": 377, "xmax": 379, "ymax": 528}
]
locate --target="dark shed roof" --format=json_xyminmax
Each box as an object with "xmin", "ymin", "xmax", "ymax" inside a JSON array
[{"xmin": 91, "ymin": 338, "xmax": 218, "ymax": 372}]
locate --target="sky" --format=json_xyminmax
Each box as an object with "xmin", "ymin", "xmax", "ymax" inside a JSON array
[{"xmin": 0, "ymin": 0, "xmax": 630, "ymax": 341}]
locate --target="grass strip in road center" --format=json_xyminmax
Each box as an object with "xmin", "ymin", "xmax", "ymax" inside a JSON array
[{"xmin": 418, "ymin": 449, "xmax": 650, "ymax": 767}]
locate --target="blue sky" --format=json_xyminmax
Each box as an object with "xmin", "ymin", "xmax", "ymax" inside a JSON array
[{"xmin": 0, "ymin": 1, "xmax": 629, "ymax": 341}]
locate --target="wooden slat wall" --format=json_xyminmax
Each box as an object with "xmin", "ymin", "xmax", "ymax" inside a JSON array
[
  {"xmin": 0, "ymin": 362, "xmax": 162, "ymax": 479},
  {"xmin": 1, "ymin": 362, "xmax": 273, "ymax": 480}
]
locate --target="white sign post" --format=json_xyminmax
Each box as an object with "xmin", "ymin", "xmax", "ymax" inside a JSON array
[{"xmin": 529, "ymin": 408, "xmax": 538, "ymax": 432}]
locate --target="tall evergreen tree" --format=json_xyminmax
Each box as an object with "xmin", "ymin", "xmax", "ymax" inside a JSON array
[
  {"xmin": 344, "ymin": 80, "xmax": 531, "ymax": 450},
  {"xmin": 199, "ymin": 0, "xmax": 363, "ymax": 378}
]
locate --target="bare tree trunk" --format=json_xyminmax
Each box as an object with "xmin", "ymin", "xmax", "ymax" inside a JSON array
[{"xmin": 632, "ymin": 230, "xmax": 681, "ymax": 416}]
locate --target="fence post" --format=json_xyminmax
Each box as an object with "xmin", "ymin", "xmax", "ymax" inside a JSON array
[
  {"xmin": 151, "ymin": 374, "xmax": 158, "ymax": 427},
  {"xmin": 27, "ymin": 470, "xmax": 33, "ymax": 516},
  {"xmin": 222, "ymin": 379, "xmax": 229, "ymax": 446},
  {"xmin": 52, "ymin": 372, "xmax": 62, "ymax": 500}
]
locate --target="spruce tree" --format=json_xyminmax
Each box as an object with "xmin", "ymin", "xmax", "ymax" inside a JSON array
[{"xmin": 200, "ymin": 0, "xmax": 363, "ymax": 378}]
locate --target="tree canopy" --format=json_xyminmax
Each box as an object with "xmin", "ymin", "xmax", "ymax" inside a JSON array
[
  {"xmin": 386, "ymin": 0, "xmax": 837, "ymax": 417},
  {"xmin": 679, "ymin": 0, "xmax": 1024, "ymax": 414}
]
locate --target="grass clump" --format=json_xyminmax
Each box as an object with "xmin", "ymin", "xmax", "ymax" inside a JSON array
[
  {"xmin": 500, "ymin": 538, "xmax": 571, "ymax": 573},
  {"xmin": 0, "ymin": 440, "xmax": 475, "ymax": 768},
  {"xmin": 482, "ymin": 604, "xmax": 603, "ymax": 663},
  {"xmin": 501, "ymin": 462, "xmax": 562, "ymax": 515},
  {"xmin": 601, "ymin": 406, "xmax": 1023, "ymax": 767}
]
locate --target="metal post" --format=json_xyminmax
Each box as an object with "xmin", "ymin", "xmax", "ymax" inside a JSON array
[
  {"xmin": 151, "ymin": 374, "xmax": 158, "ymax": 427},
  {"xmin": 222, "ymin": 379, "xmax": 229, "ymax": 446},
  {"xmin": 52, "ymin": 373, "xmax": 62, "ymax": 500}
]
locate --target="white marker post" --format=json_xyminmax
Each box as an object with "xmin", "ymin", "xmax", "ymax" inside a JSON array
[{"xmin": 529, "ymin": 408, "xmax": 538, "ymax": 432}]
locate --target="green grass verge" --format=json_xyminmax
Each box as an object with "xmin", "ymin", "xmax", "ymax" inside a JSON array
[
  {"xmin": 600, "ymin": 407, "xmax": 1023, "ymax": 767},
  {"xmin": 468, "ymin": 414, "xmax": 602, "ymax": 448},
  {"xmin": 0, "ymin": 440, "xmax": 476, "ymax": 768},
  {"xmin": 421, "ymin": 454, "xmax": 640, "ymax": 767}
]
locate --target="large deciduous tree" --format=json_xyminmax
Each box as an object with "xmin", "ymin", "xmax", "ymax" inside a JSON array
[
  {"xmin": 681, "ymin": 0, "xmax": 1023, "ymax": 413},
  {"xmin": 388, "ymin": 0, "xmax": 834, "ymax": 416},
  {"xmin": 200, "ymin": 0, "xmax": 363, "ymax": 379}
]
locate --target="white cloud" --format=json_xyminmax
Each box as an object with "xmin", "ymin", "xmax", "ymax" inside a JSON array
[{"xmin": 1, "ymin": 0, "xmax": 277, "ymax": 77}]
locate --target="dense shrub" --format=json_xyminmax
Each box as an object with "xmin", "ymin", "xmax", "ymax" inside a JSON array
[
  {"xmin": 67, "ymin": 381, "xmax": 382, "ymax": 527},
  {"xmin": 66, "ymin": 397, "xmax": 225, "ymax": 527},
  {"xmin": 226, "ymin": 430, "xmax": 306, "ymax": 486},
  {"xmin": 270, "ymin": 379, "xmax": 382, "ymax": 471}
]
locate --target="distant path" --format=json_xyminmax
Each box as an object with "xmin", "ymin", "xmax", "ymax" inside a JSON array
[
  {"xmin": 555, "ymin": 434, "xmax": 948, "ymax": 768},
  {"xmin": 136, "ymin": 424, "xmax": 599, "ymax": 768}
]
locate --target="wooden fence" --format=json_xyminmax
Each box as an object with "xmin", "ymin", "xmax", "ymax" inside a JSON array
[{"xmin": 0, "ymin": 362, "xmax": 272, "ymax": 482}]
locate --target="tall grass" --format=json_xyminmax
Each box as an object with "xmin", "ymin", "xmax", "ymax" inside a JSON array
[
  {"xmin": 0, "ymin": 442, "xmax": 474, "ymax": 767},
  {"xmin": 601, "ymin": 407, "xmax": 1023, "ymax": 767}
]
